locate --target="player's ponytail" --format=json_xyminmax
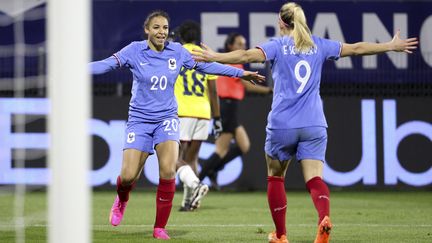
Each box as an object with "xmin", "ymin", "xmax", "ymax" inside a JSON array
[{"xmin": 279, "ymin": 2, "xmax": 314, "ymax": 53}]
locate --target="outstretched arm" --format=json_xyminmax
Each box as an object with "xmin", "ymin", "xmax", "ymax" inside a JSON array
[
  {"xmin": 340, "ymin": 31, "xmax": 418, "ymax": 57},
  {"xmin": 89, "ymin": 56, "xmax": 119, "ymax": 75},
  {"xmin": 193, "ymin": 43, "xmax": 266, "ymax": 64},
  {"xmin": 241, "ymin": 79, "xmax": 272, "ymax": 94},
  {"xmin": 182, "ymin": 46, "xmax": 265, "ymax": 83},
  {"xmin": 195, "ymin": 61, "xmax": 265, "ymax": 83}
]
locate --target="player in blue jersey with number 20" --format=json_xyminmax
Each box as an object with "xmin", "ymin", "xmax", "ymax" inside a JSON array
[
  {"xmin": 89, "ymin": 10, "xmax": 264, "ymax": 240},
  {"xmin": 193, "ymin": 2, "xmax": 417, "ymax": 243}
]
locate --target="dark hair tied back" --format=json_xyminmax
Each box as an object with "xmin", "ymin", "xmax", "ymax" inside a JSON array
[
  {"xmin": 143, "ymin": 10, "xmax": 170, "ymax": 29},
  {"xmin": 178, "ymin": 20, "xmax": 201, "ymax": 44},
  {"xmin": 224, "ymin": 32, "xmax": 242, "ymax": 52}
]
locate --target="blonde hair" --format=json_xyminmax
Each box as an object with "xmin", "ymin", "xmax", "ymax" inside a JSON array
[{"xmin": 279, "ymin": 2, "xmax": 314, "ymax": 53}]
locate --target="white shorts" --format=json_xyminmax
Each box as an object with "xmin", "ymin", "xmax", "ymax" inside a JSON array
[{"xmin": 179, "ymin": 117, "xmax": 210, "ymax": 141}]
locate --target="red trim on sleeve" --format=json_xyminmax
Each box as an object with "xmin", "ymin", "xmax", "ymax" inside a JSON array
[
  {"xmin": 112, "ymin": 54, "xmax": 121, "ymax": 67},
  {"xmin": 256, "ymin": 46, "xmax": 267, "ymax": 61},
  {"xmin": 337, "ymin": 42, "xmax": 342, "ymax": 58}
]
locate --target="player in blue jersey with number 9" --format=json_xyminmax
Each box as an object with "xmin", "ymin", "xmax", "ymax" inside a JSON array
[
  {"xmin": 89, "ymin": 10, "xmax": 264, "ymax": 240},
  {"xmin": 193, "ymin": 2, "xmax": 418, "ymax": 243}
]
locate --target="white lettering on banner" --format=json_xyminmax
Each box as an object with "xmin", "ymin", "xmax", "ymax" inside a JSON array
[
  {"xmin": 0, "ymin": 98, "xmax": 126, "ymax": 185},
  {"xmin": 144, "ymin": 142, "xmax": 243, "ymax": 186},
  {"xmin": 363, "ymin": 13, "xmax": 408, "ymax": 69},
  {"xmin": 201, "ymin": 12, "xmax": 432, "ymax": 70},
  {"xmin": 0, "ymin": 98, "xmax": 243, "ymax": 186},
  {"xmin": 249, "ymin": 13, "xmax": 279, "ymax": 49},
  {"xmin": 201, "ymin": 13, "xmax": 239, "ymax": 52},
  {"xmin": 249, "ymin": 13, "xmax": 279, "ymax": 69},
  {"xmin": 88, "ymin": 119, "xmax": 125, "ymax": 186},
  {"xmin": 383, "ymin": 100, "xmax": 432, "ymax": 186},
  {"xmin": 0, "ymin": 98, "xmax": 50, "ymax": 184},
  {"xmin": 311, "ymin": 13, "xmax": 353, "ymax": 69},
  {"xmin": 420, "ymin": 16, "xmax": 432, "ymax": 67},
  {"xmin": 323, "ymin": 100, "xmax": 377, "ymax": 186},
  {"xmin": 324, "ymin": 99, "xmax": 432, "ymax": 186},
  {"xmin": 0, "ymin": 98, "xmax": 430, "ymax": 187}
]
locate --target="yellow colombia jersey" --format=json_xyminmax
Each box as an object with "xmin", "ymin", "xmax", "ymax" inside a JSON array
[{"xmin": 175, "ymin": 43, "xmax": 217, "ymax": 119}]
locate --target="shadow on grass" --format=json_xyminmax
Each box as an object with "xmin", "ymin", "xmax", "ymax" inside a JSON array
[{"xmin": 93, "ymin": 229, "xmax": 193, "ymax": 242}]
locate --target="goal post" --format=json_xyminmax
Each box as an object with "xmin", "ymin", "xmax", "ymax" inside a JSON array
[{"xmin": 47, "ymin": 0, "xmax": 91, "ymax": 242}]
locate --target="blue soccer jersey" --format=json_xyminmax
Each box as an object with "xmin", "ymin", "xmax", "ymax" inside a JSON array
[
  {"xmin": 91, "ymin": 40, "xmax": 243, "ymax": 123},
  {"xmin": 257, "ymin": 35, "xmax": 341, "ymax": 129}
]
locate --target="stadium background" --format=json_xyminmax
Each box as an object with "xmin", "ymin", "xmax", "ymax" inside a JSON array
[{"xmin": 0, "ymin": 0, "xmax": 431, "ymax": 190}]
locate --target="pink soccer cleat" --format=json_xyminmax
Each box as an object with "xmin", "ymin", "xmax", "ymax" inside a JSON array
[
  {"xmin": 109, "ymin": 195, "xmax": 128, "ymax": 226},
  {"xmin": 153, "ymin": 227, "xmax": 171, "ymax": 240}
]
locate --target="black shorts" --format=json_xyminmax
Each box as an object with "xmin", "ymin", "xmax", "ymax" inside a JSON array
[{"xmin": 220, "ymin": 98, "xmax": 240, "ymax": 133}]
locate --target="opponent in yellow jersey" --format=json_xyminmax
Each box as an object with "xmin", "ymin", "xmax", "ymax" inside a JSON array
[
  {"xmin": 173, "ymin": 21, "xmax": 222, "ymax": 212},
  {"xmin": 175, "ymin": 43, "xmax": 218, "ymax": 120}
]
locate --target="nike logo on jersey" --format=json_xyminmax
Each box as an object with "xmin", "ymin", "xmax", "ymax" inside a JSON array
[
  {"xmin": 140, "ymin": 62, "xmax": 149, "ymax": 66},
  {"xmin": 159, "ymin": 197, "xmax": 170, "ymax": 202}
]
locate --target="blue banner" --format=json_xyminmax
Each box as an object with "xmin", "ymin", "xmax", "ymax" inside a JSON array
[
  {"xmin": 90, "ymin": 0, "xmax": 432, "ymax": 84},
  {"xmin": 1, "ymin": 96, "xmax": 431, "ymax": 188},
  {"xmin": 0, "ymin": 1, "xmax": 431, "ymax": 83}
]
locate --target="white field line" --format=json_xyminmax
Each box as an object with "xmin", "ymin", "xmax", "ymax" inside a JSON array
[{"xmin": 1, "ymin": 223, "xmax": 432, "ymax": 231}]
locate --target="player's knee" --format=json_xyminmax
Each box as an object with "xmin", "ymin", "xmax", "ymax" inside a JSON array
[
  {"xmin": 160, "ymin": 168, "xmax": 176, "ymax": 179},
  {"xmin": 120, "ymin": 173, "xmax": 136, "ymax": 185},
  {"xmin": 240, "ymin": 144, "xmax": 250, "ymax": 154},
  {"xmin": 216, "ymin": 149, "xmax": 228, "ymax": 158},
  {"xmin": 268, "ymin": 168, "xmax": 286, "ymax": 177},
  {"xmin": 238, "ymin": 139, "xmax": 250, "ymax": 154}
]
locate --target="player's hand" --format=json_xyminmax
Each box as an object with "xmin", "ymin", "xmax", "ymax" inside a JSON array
[
  {"xmin": 390, "ymin": 30, "xmax": 418, "ymax": 54},
  {"xmin": 242, "ymin": 71, "xmax": 266, "ymax": 84},
  {"xmin": 212, "ymin": 117, "xmax": 223, "ymax": 139},
  {"xmin": 193, "ymin": 43, "xmax": 218, "ymax": 62}
]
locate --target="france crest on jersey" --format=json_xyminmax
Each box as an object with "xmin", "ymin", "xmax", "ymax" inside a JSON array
[
  {"xmin": 168, "ymin": 58, "xmax": 177, "ymax": 70},
  {"xmin": 110, "ymin": 40, "xmax": 242, "ymax": 124},
  {"xmin": 257, "ymin": 35, "xmax": 341, "ymax": 129}
]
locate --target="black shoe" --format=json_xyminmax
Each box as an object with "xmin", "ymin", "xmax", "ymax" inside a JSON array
[
  {"xmin": 179, "ymin": 203, "xmax": 193, "ymax": 212},
  {"xmin": 208, "ymin": 172, "xmax": 221, "ymax": 191}
]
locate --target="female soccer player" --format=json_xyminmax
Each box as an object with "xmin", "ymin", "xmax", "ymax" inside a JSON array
[
  {"xmin": 173, "ymin": 20, "xmax": 220, "ymax": 211},
  {"xmin": 89, "ymin": 10, "xmax": 264, "ymax": 240},
  {"xmin": 193, "ymin": 2, "xmax": 417, "ymax": 243},
  {"xmin": 198, "ymin": 33, "xmax": 272, "ymax": 190}
]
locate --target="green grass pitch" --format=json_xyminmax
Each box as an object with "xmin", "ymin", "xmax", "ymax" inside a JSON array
[{"xmin": 0, "ymin": 190, "xmax": 431, "ymax": 242}]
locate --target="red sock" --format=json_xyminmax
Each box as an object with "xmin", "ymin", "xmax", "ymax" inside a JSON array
[
  {"xmin": 306, "ymin": 176, "xmax": 330, "ymax": 224},
  {"xmin": 116, "ymin": 176, "xmax": 136, "ymax": 202},
  {"xmin": 154, "ymin": 178, "xmax": 176, "ymax": 229},
  {"xmin": 267, "ymin": 176, "xmax": 287, "ymax": 238}
]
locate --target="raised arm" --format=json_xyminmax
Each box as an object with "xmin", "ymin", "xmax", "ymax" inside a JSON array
[
  {"xmin": 340, "ymin": 31, "xmax": 418, "ymax": 57},
  {"xmin": 193, "ymin": 43, "xmax": 266, "ymax": 64}
]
